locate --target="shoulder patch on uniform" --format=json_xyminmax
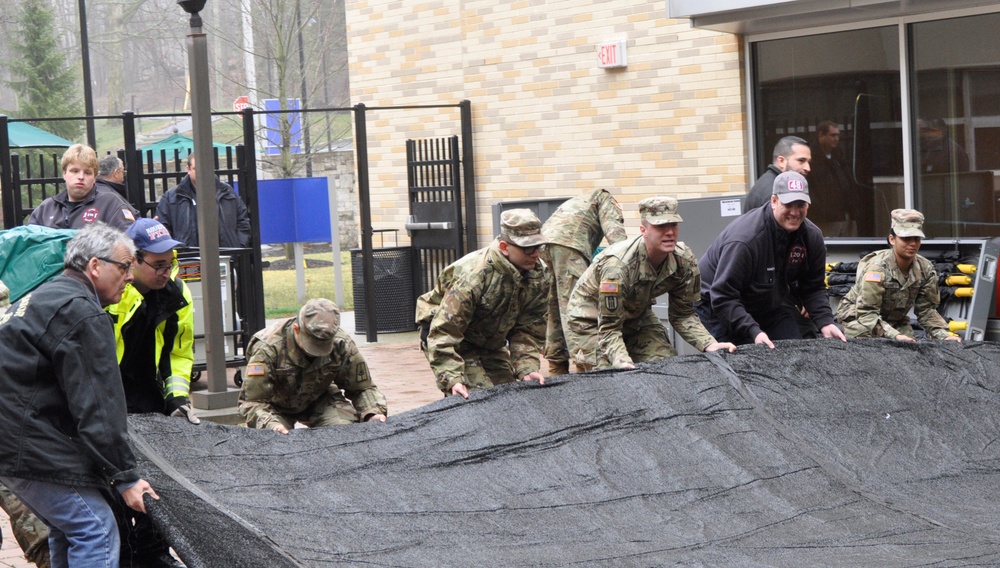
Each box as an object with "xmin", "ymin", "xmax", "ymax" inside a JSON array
[
  {"xmin": 122, "ymin": 208, "xmax": 135, "ymax": 221},
  {"xmin": 600, "ymin": 281, "xmax": 619, "ymax": 294},
  {"xmin": 246, "ymin": 363, "xmax": 266, "ymax": 376},
  {"xmin": 864, "ymin": 271, "xmax": 883, "ymax": 283}
]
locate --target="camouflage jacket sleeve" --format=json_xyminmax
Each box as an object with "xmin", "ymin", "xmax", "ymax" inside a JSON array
[
  {"xmin": 597, "ymin": 191, "xmax": 628, "ymax": 245},
  {"xmin": 912, "ymin": 259, "xmax": 951, "ymax": 340},
  {"xmin": 667, "ymin": 249, "xmax": 716, "ymax": 352},
  {"xmin": 331, "ymin": 337, "xmax": 388, "ymax": 418},
  {"xmin": 594, "ymin": 256, "xmax": 634, "ymax": 368},
  {"xmin": 425, "ymin": 272, "xmax": 484, "ymax": 393},
  {"xmin": 848, "ymin": 255, "xmax": 899, "ymax": 338},
  {"xmin": 240, "ymin": 339, "xmax": 287, "ymax": 429},
  {"xmin": 506, "ymin": 272, "xmax": 549, "ymax": 379}
]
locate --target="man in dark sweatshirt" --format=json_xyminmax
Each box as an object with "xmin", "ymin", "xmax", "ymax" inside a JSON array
[{"xmin": 698, "ymin": 171, "xmax": 847, "ymax": 349}]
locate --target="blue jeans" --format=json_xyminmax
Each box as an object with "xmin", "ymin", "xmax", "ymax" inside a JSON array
[{"xmin": 0, "ymin": 476, "xmax": 120, "ymax": 568}]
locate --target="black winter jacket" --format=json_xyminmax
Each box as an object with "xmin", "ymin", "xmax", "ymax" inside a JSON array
[
  {"xmin": 744, "ymin": 164, "xmax": 781, "ymax": 211},
  {"xmin": 698, "ymin": 204, "xmax": 834, "ymax": 340},
  {"xmin": 154, "ymin": 174, "xmax": 251, "ymax": 249},
  {"xmin": 0, "ymin": 270, "xmax": 139, "ymax": 490},
  {"xmin": 27, "ymin": 185, "xmax": 138, "ymax": 231}
]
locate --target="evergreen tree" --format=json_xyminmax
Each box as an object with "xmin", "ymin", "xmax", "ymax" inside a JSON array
[{"xmin": 6, "ymin": 0, "xmax": 82, "ymax": 140}]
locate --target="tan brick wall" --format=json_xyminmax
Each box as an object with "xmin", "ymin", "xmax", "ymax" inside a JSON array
[{"xmin": 345, "ymin": 0, "xmax": 745, "ymax": 243}]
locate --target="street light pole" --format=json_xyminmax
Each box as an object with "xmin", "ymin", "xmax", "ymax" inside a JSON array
[
  {"xmin": 77, "ymin": 0, "xmax": 96, "ymax": 149},
  {"xmin": 177, "ymin": 0, "xmax": 239, "ymax": 410}
]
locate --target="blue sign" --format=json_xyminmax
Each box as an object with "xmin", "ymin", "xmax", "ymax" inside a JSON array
[
  {"xmin": 263, "ymin": 98, "xmax": 302, "ymax": 156},
  {"xmin": 256, "ymin": 177, "xmax": 331, "ymax": 244}
]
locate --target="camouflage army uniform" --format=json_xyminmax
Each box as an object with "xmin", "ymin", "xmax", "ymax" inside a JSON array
[
  {"xmin": 541, "ymin": 189, "xmax": 627, "ymax": 373},
  {"xmin": 415, "ymin": 239, "xmax": 551, "ymax": 394},
  {"xmin": 836, "ymin": 249, "xmax": 951, "ymax": 339},
  {"xmin": 566, "ymin": 236, "xmax": 715, "ymax": 370},
  {"xmin": 239, "ymin": 318, "xmax": 388, "ymax": 430},
  {"xmin": 0, "ymin": 486, "xmax": 50, "ymax": 567}
]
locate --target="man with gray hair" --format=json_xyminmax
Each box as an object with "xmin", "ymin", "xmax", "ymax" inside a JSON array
[
  {"xmin": 744, "ymin": 136, "xmax": 812, "ymax": 211},
  {"xmin": 95, "ymin": 154, "xmax": 128, "ymax": 200},
  {"xmin": 0, "ymin": 223, "xmax": 159, "ymax": 568}
]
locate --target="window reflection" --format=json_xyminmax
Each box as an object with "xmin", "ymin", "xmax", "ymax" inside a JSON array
[
  {"xmin": 753, "ymin": 27, "xmax": 902, "ymax": 237},
  {"xmin": 912, "ymin": 13, "xmax": 1000, "ymax": 238}
]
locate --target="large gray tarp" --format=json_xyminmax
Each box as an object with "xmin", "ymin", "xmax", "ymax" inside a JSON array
[{"xmin": 131, "ymin": 339, "xmax": 1000, "ymax": 567}]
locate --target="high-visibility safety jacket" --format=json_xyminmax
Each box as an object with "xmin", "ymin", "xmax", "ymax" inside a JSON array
[{"xmin": 105, "ymin": 273, "xmax": 195, "ymax": 407}]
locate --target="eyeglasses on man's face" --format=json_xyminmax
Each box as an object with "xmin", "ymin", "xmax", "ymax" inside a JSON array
[
  {"xmin": 140, "ymin": 258, "xmax": 178, "ymax": 276},
  {"xmin": 97, "ymin": 256, "xmax": 134, "ymax": 274},
  {"xmin": 510, "ymin": 243, "xmax": 545, "ymax": 255}
]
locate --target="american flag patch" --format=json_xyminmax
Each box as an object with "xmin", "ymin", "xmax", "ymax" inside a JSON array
[
  {"xmin": 600, "ymin": 281, "xmax": 619, "ymax": 294},
  {"xmin": 122, "ymin": 209, "xmax": 135, "ymax": 221},
  {"xmin": 864, "ymin": 272, "xmax": 883, "ymax": 283},
  {"xmin": 246, "ymin": 363, "xmax": 266, "ymax": 376}
]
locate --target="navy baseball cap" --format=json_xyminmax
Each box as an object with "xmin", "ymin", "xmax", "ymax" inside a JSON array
[{"xmin": 126, "ymin": 218, "xmax": 184, "ymax": 254}]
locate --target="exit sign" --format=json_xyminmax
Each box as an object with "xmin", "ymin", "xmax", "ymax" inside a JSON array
[{"xmin": 597, "ymin": 41, "xmax": 627, "ymax": 69}]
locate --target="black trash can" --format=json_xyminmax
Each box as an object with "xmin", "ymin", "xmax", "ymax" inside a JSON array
[{"xmin": 351, "ymin": 246, "xmax": 418, "ymax": 333}]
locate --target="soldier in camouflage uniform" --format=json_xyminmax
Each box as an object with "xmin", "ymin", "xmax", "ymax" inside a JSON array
[
  {"xmin": 416, "ymin": 209, "xmax": 551, "ymax": 399},
  {"xmin": 837, "ymin": 209, "xmax": 961, "ymax": 342},
  {"xmin": 541, "ymin": 189, "xmax": 628, "ymax": 375},
  {"xmin": 240, "ymin": 298, "xmax": 388, "ymax": 434},
  {"xmin": 566, "ymin": 197, "xmax": 736, "ymax": 371}
]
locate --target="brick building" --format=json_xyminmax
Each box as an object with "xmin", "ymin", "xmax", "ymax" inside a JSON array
[{"xmin": 345, "ymin": 0, "xmax": 1000, "ymax": 243}]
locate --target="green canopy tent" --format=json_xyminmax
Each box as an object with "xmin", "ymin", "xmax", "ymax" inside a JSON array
[
  {"xmin": 6, "ymin": 122, "xmax": 74, "ymax": 148},
  {"xmin": 137, "ymin": 133, "xmax": 235, "ymax": 160}
]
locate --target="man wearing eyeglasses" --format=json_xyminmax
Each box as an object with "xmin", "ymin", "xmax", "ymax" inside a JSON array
[
  {"xmin": 107, "ymin": 218, "xmax": 197, "ymax": 423},
  {"xmin": 565, "ymin": 197, "xmax": 736, "ymax": 371},
  {"xmin": 102, "ymin": 218, "xmax": 192, "ymax": 567},
  {"xmin": 416, "ymin": 209, "xmax": 551, "ymax": 399},
  {"xmin": 0, "ymin": 223, "xmax": 158, "ymax": 568}
]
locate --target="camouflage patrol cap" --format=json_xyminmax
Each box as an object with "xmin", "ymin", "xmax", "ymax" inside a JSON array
[
  {"xmin": 295, "ymin": 298, "xmax": 341, "ymax": 357},
  {"xmin": 891, "ymin": 209, "xmax": 925, "ymax": 238},
  {"xmin": 639, "ymin": 196, "xmax": 683, "ymax": 224},
  {"xmin": 772, "ymin": 171, "xmax": 811, "ymax": 204},
  {"xmin": 500, "ymin": 209, "xmax": 548, "ymax": 247}
]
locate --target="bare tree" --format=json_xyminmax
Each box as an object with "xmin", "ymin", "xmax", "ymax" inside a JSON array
[{"xmin": 209, "ymin": 0, "xmax": 351, "ymax": 178}]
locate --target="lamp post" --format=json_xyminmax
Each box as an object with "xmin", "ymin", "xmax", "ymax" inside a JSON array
[{"xmin": 177, "ymin": 0, "xmax": 239, "ymax": 410}]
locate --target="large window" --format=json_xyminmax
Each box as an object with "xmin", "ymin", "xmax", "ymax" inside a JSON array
[
  {"xmin": 753, "ymin": 27, "xmax": 902, "ymax": 238},
  {"xmin": 911, "ymin": 13, "xmax": 1000, "ymax": 238}
]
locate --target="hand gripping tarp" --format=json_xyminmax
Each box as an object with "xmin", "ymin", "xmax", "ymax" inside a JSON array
[{"xmin": 131, "ymin": 339, "xmax": 1000, "ymax": 566}]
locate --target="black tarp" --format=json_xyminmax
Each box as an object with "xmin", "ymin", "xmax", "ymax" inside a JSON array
[{"xmin": 131, "ymin": 339, "xmax": 1000, "ymax": 566}]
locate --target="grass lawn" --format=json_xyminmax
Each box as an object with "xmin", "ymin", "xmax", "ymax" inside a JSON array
[{"xmin": 262, "ymin": 251, "xmax": 354, "ymax": 318}]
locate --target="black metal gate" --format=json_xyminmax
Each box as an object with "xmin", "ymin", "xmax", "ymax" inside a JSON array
[
  {"xmin": 405, "ymin": 135, "xmax": 466, "ymax": 296},
  {"xmin": 0, "ymin": 111, "xmax": 266, "ymax": 371}
]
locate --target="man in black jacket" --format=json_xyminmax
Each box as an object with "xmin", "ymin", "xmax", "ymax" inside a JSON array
[
  {"xmin": 744, "ymin": 136, "xmax": 811, "ymax": 211},
  {"xmin": 96, "ymin": 154, "xmax": 129, "ymax": 200},
  {"xmin": 698, "ymin": 171, "xmax": 847, "ymax": 348},
  {"xmin": 0, "ymin": 223, "xmax": 159, "ymax": 567},
  {"xmin": 28, "ymin": 144, "xmax": 138, "ymax": 231},
  {"xmin": 154, "ymin": 154, "xmax": 251, "ymax": 248}
]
